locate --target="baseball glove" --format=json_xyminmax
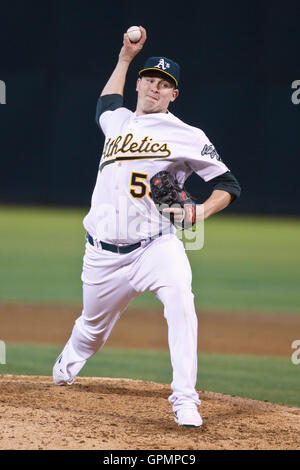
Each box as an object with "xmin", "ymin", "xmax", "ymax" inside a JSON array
[{"xmin": 150, "ymin": 171, "xmax": 196, "ymax": 228}]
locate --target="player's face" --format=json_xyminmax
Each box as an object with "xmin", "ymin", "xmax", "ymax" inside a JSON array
[{"xmin": 136, "ymin": 73, "xmax": 179, "ymax": 115}]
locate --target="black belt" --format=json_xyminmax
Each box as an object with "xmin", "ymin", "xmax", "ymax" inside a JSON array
[{"xmin": 87, "ymin": 233, "xmax": 141, "ymax": 254}]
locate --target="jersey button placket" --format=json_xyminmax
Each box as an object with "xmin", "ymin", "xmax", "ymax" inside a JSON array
[{"xmin": 114, "ymin": 158, "xmax": 123, "ymax": 238}]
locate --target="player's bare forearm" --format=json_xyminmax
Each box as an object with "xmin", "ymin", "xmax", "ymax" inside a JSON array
[
  {"xmin": 101, "ymin": 26, "xmax": 147, "ymax": 97},
  {"xmin": 100, "ymin": 59, "xmax": 131, "ymax": 96},
  {"xmin": 196, "ymin": 190, "xmax": 233, "ymax": 221}
]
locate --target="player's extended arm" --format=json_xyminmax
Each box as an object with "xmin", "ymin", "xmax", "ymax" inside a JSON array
[
  {"xmin": 162, "ymin": 172, "xmax": 241, "ymax": 224},
  {"xmin": 101, "ymin": 26, "xmax": 147, "ymax": 97},
  {"xmin": 197, "ymin": 190, "xmax": 232, "ymax": 220},
  {"xmin": 163, "ymin": 190, "xmax": 233, "ymax": 225}
]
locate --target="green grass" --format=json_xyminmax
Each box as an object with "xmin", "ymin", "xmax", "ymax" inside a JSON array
[
  {"xmin": 1, "ymin": 343, "xmax": 299, "ymax": 408},
  {"xmin": 188, "ymin": 214, "xmax": 300, "ymax": 313},
  {"xmin": 0, "ymin": 205, "xmax": 300, "ymax": 313},
  {"xmin": 0, "ymin": 206, "xmax": 85, "ymax": 303}
]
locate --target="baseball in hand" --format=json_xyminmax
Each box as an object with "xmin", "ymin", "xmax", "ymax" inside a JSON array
[{"xmin": 127, "ymin": 26, "xmax": 142, "ymax": 43}]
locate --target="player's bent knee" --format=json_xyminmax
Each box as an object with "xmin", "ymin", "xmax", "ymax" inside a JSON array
[
  {"xmin": 162, "ymin": 283, "xmax": 194, "ymax": 300},
  {"xmin": 159, "ymin": 286, "xmax": 195, "ymax": 314}
]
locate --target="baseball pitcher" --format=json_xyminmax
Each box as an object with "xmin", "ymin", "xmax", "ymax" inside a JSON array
[{"xmin": 53, "ymin": 26, "xmax": 241, "ymax": 428}]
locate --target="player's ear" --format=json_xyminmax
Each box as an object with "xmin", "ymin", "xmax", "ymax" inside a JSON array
[
  {"xmin": 136, "ymin": 78, "xmax": 141, "ymax": 92},
  {"xmin": 170, "ymin": 88, "xmax": 179, "ymax": 102}
]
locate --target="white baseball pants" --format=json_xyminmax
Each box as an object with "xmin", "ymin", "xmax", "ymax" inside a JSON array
[{"xmin": 59, "ymin": 234, "xmax": 200, "ymax": 411}]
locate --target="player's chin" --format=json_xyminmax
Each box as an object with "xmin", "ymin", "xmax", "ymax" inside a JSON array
[{"xmin": 143, "ymin": 102, "xmax": 164, "ymax": 114}]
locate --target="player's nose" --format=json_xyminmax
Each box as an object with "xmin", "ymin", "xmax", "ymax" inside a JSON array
[{"xmin": 150, "ymin": 81, "xmax": 160, "ymax": 93}]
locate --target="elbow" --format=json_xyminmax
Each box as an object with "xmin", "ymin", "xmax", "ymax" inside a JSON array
[
  {"xmin": 210, "ymin": 171, "xmax": 242, "ymax": 203},
  {"xmin": 230, "ymin": 181, "xmax": 242, "ymax": 202},
  {"xmin": 213, "ymin": 183, "xmax": 241, "ymax": 203},
  {"xmin": 226, "ymin": 182, "xmax": 242, "ymax": 204}
]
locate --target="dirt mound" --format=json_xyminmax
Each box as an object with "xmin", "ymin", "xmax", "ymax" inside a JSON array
[{"xmin": 0, "ymin": 375, "xmax": 299, "ymax": 450}]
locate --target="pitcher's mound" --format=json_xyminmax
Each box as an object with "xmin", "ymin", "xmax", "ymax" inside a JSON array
[{"xmin": 0, "ymin": 375, "xmax": 299, "ymax": 450}]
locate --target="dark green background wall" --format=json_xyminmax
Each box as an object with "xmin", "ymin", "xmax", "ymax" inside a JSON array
[{"xmin": 0, "ymin": 0, "xmax": 299, "ymax": 214}]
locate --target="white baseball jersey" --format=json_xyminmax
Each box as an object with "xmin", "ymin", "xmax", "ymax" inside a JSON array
[{"xmin": 83, "ymin": 107, "xmax": 229, "ymax": 244}]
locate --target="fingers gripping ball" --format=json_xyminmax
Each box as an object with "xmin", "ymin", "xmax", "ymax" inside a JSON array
[
  {"xmin": 127, "ymin": 26, "xmax": 142, "ymax": 43},
  {"xmin": 150, "ymin": 171, "xmax": 196, "ymax": 228}
]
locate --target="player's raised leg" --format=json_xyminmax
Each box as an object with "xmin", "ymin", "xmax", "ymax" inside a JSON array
[{"xmin": 53, "ymin": 242, "xmax": 137, "ymax": 385}]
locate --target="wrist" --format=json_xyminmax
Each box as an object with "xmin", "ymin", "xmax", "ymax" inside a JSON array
[
  {"xmin": 195, "ymin": 204, "xmax": 206, "ymax": 222},
  {"xmin": 117, "ymin": 56, "xmax": 133, "ymax": 66},
  {"xmin": 184, "ymin": 204, "xmax": 196, "ymax": 225}
]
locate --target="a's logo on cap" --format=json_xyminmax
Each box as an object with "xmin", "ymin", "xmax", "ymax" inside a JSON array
[{"xmin": 155, "ymin": 59, "xmax": 170, "ymax": 71}]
